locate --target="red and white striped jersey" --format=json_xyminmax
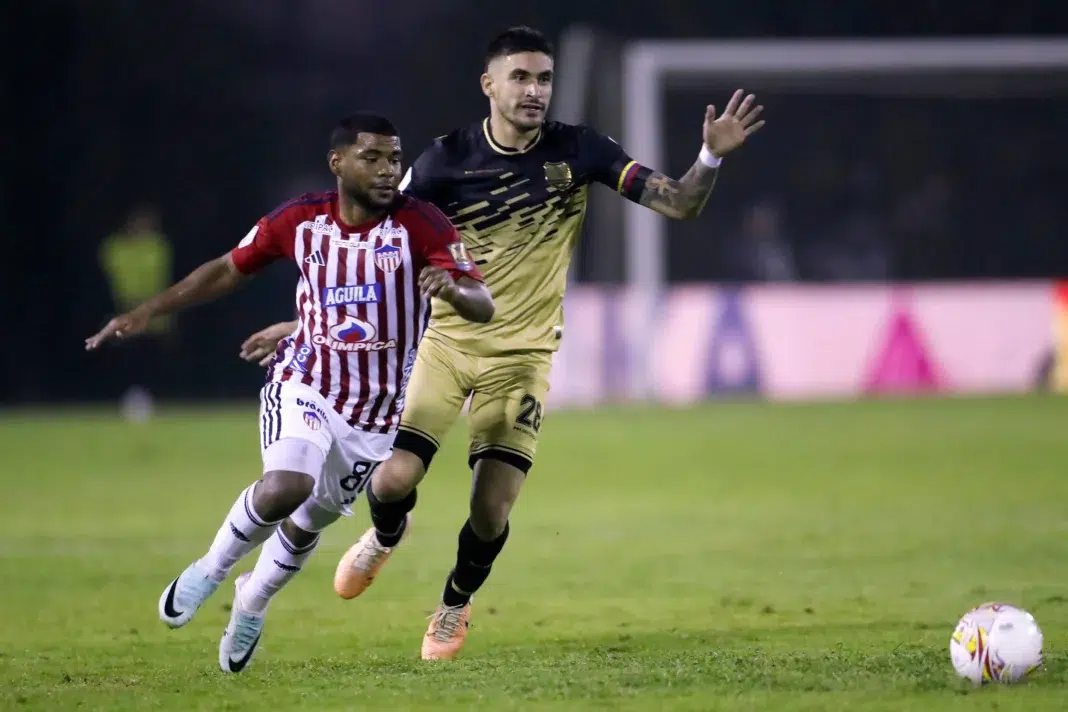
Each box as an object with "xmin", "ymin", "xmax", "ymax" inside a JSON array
[{"xmin": 230, "ymin": 191, "xmax": 482, "ymax": 433}]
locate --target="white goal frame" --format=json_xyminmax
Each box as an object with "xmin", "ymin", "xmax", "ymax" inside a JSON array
[{"xmin": 619, "ymin": 37, "xmax": 1068, "ymax": 398}]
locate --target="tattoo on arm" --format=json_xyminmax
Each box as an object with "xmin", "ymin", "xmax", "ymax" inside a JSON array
[{"xmin": 638, "ymin": 161, "xmax": 719, "ymax": 219}]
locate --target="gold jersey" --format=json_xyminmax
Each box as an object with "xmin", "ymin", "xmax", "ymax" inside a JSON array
[{"xmin": 400, "ymin": 118, "xmax": 650, "ymax": 356}]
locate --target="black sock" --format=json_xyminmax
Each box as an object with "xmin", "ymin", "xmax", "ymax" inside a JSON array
[
  {"xmin": 442, "ymin": 519, "xmax": 510, "ymax": 607},
  {"xmin": 367, "ymin": 486, "xmax": 416, "ymax": 547}
]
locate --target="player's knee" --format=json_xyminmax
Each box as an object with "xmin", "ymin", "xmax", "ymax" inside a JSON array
[
  {"xmin": 253, "ymin": 470, "xmax": 314, "ymax": 521},
  {"xmin": 289, "ymin": 497, "xmax": 340, "ymax": 535},
  {"xmin": 469, "ymin": 485, "xmax": 517, "ymax": 540},
  {"xmin": 468, "ymin": 499, "xmax": 511, "ymax": 541},
  {"xmin": 372, "ymin": 449, "xmax": 426, "ymax": 500},
  {"xmin": 280, "ymin": 516, "xmax": 320, "ymax": 549},
  {"xmin": 468, "ymin": 455, "xmax": 527, "ymax": 539}
]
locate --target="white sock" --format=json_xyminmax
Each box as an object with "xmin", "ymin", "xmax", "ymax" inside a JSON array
[
  {"xmin": 240, "ymin": 527, "xmax": 319, "ymax": 614},
  {"xmin": 198, "ymin": 483, "xmax": 280, "ymax": 582}
]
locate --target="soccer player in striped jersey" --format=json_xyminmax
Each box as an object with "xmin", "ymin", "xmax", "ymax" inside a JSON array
[
  {"xmin": 85, "ymin": 113, "xmax": 493, "ymax": 673},
  {"xmin": 246, "ymin": 26, "xmax": 765, "ymax": 661}
]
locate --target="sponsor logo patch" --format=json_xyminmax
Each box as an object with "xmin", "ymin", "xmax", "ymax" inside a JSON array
[
  {"xmin": 312, "ymin": 316, "xmax": 396, "ymax": 352},
  {"xmin": 447, "ymin": 242, "xmax": 475, "ymax": 272},
  {"xmin": 286, "ymin": 343, "xmax": 314, "ymax": 373},
  {"xmin": 321, "ymin": 284, "xmax": 381, "ymax": 307}
]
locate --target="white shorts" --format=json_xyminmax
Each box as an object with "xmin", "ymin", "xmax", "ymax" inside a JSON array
[{"xmin": 258, "ymin": 381, "xmax": 395, "ymax": 516}]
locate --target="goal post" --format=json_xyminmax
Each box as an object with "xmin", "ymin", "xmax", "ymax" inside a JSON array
[{"xmin": 619, "ymin": 37, "xmax": 1068, "ymax": 399}]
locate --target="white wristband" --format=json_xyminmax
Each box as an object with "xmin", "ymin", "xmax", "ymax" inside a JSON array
[{"xmin": 698, "ymin": 145, "xmax": 723, "ymax": 168}]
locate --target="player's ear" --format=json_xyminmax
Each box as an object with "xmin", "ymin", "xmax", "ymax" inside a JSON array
[
  {"xmin": 327, "ymin": 150, "xmax": 341, "ymax": 177},
  {"xmin": 480, "ymin": 72, "xmax": 493, "ymax": 99}
]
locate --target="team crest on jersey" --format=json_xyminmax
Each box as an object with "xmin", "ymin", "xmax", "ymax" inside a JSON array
[
  {"xmin": 447, "ymin": 241, "xmax": 475, "ymax": 272},
  {"xmin": 543, "ymin": 161, "xmax": 573, "ymax": 189},
  {"xmin": 303, "ymin": 411, "xmax": 322, "ymax": 431},
  {"xmin": 374, "ymin": 243, "xmax": 402, "ymax": 273}
]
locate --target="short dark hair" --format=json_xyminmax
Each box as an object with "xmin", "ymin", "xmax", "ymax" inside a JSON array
[
  {"xmin": 330, "ymin": 113, "xmax": 398, "ymax": 151},
  {"xmin": 485, "ymin": 26, "xmax": 554, "ymax": 68}
]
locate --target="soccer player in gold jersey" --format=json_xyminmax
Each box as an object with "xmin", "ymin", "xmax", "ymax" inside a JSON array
[{"xmin": 242, "ymin": 26, "xmax": 764, "ymax": 660}]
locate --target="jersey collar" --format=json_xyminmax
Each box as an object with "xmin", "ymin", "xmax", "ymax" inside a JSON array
[
  {"xmin": 329, "ymin": 194, "xmax": 391, "ymax": 234},
  {"xmin": 482, "ymin": 117, "xmax": 542, "ymax": 155}
]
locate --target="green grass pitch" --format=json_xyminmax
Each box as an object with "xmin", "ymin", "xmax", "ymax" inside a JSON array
[{"xmin": 1, "ymin": 396, "xmax": 1066, "ymax": 710}]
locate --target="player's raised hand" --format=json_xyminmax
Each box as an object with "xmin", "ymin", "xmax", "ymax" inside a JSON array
[
  {"xmin": 419, "ymin": 266, "xmax": 459, "ymax": 301},
  {"xmin": 240, "ymin": 321, "xmax": 296, "ymax": 367},
  {"xmin": 702, "ymin": 89, "xmax": 765, "ymax": 157},
  {"xmin": 85, "ymin": 309, "xmax": 151, "ymax": 350}
]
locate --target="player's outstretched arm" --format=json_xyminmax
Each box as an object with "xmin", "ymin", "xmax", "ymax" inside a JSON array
[
  {"xmin": 638, "ymin": 163, "xmax": 720, "ymax": 221},
  {"xmin": 85, "ymin": 253, "xmax": 247, "ymax": 350},
  {"xmin": 240, "ymin": 321, "xmax": 299, "ymax": 367},
  {"xmin": 639, "ymin": 90, "xmax": 764, "ymax": 221},
  {"xmin": 419, "ymin": 268, "xmax": 495, "ymax": 324}
]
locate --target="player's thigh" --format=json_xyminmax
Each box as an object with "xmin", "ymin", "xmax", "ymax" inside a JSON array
[
  {"xmin": 314, "ymin": 423, "xmax": 396, "ymax": 516},
  {"xmin": 395, "ymin": 335, "xmax": 472, "ymax": 470},
  {"xmin": 467, "ymin": 351, "xmax": 552, "ymax": 474},
  {"xmin": 259, "ymin": 381, "xmax": 332, "ymax": 478}
]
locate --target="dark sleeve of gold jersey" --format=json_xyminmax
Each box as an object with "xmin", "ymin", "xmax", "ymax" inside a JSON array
[
  {"xmin": 579, "ymin": 127, "xmax": 656, "ymax": 204},
  {"xmin": 399, "ymin": 141, "xmax": 445, "ymax": 204}
]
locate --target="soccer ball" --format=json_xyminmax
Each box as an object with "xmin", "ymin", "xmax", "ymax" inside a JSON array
[{"xmin": 950, "ymin": 602, "xmax": 1044, "ymax": 684}]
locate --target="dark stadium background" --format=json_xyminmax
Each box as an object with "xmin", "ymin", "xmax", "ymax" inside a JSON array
[{"xmin": 3, "ymin": 0, "xmax": 1067, "ymax": 404}]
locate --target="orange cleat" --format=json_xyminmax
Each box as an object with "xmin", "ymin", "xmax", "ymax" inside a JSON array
[
  {"xmin": 332, "ymin": 514, "xmax": 410, "ymax": 599},
  {"xmin": 421, "ymin": 601, "xmax": 472, "ymax": 661}
]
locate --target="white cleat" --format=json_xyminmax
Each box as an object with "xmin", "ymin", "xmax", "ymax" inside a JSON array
[
  {"xmin": 158, "ymin": 560, "xmax": 221, "ymax": 629},
  {"xmin": 219, "ymin": 572, "xmax": 265, "ymax": 674}
]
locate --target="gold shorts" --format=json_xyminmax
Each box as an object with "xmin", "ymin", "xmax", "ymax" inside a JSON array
[{"xmin": 396, "ymin": 333, "xmax": 552, "ymax": 473}]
